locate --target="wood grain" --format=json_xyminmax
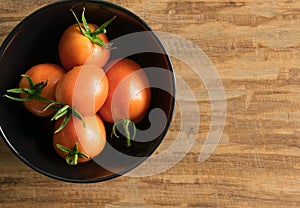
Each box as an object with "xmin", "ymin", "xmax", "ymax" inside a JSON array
[{"xmin": 1, "ymin": 0, "xmax": 300, "ymax": 207}]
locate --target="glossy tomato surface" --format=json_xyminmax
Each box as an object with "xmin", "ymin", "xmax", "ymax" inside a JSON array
[
  {"xmin": 55, "ymin": 64, "xmax": 108, "ymax": 116},
  {"xmin": 99, "ymin": 58, "xmax": 151, "ymax": 123}
]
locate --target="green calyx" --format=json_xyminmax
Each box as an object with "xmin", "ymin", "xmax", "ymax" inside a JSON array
[
  {"xmin": 111, "ymin": 118, "xmax": 136, "ymax": 147},
  {"xmin": 56, "ymin": 142, "xmax": 89, "ymax": 165},
  {"xmin": 3, "ymin": 74, "xmax": 53, "ymax": 103},
  {"xmin": 71, "ymin": 7, "xmax": 116, "ymax": 49},
  {"xmin": 44, "ymin": 103, "xmax": 85, "ymax": 134}
]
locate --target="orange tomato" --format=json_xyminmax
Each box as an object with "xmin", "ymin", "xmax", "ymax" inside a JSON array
[
  {"xmin": 19, "ymin": 63, "xmax": 65, "ymax": 117},
  {"xmin": 53, "ymin": 114, "xmax": 106, "ymax": 164},
  {"xmin": 58, "ymin": 23, "xmax": 110, "ymax": 71},
  {"xmin": 55, "ymin": 64, "xmax": 108, "ymax": 116},
  {"xmin": 99, "ymin": 58, "xmax": 151, "ymax": 123}
]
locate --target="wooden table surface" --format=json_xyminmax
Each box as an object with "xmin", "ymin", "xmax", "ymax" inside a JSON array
[{"xmin": 1, "ymin": 0, "xmax": 300, "ymax": 207}]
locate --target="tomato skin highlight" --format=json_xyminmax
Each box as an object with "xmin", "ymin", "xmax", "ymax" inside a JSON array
[
  {"xmin": 55, "ymin": 64, "xmax": 109, "ymax": 116},
  {"xmin": 99, "ymin": 58, "xmax": 151, "ymax": 123},
  {"xmin": 19, "ymin": 63, "xmax": 65, "ymax": 117},
  {"xmin": 58, "ymin": 23, "xmax": 110, "ymax": 71},
  {"xmin": 53, "ymin": 114, "xmax": 106, "ymax": 163}
]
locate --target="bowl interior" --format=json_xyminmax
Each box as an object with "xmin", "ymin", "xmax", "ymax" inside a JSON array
[{"xmin": 0, "ymin": 0, "xmax": 175, "ymax": 182}]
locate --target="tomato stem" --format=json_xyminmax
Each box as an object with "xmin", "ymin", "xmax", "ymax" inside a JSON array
[
  {"xmin": 49, "ymin": 104, "xmax": 85, "ymax": 134},
  {"xmin": 111, "ymin": 118, "xmax": 136, "ymax": 147},
  {"xmin": 70, "ymin": 6, "xmax": 116, "ymax": 49},
  {"xmin": 3, "ymin": 74, "xmax": 53, "ymax": 103},
  {"xmin": 56, "ymin": 142, "xmax": 89, "ymax": 165}
]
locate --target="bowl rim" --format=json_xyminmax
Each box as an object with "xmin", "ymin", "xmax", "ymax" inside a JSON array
[{"xmin": 0, "ymin": 0, "xmax": 176, "ymax": 183}]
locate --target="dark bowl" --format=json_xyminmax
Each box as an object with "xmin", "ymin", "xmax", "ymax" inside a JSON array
[{"xmin": 0, "ymin": 0, "xmax": 175, "ymax": 182}]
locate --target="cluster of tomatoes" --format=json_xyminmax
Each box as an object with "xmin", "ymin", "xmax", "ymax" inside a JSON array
[{"xmin": 4, "ymin": 8, "xmax": 151, "ymax": 165}]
